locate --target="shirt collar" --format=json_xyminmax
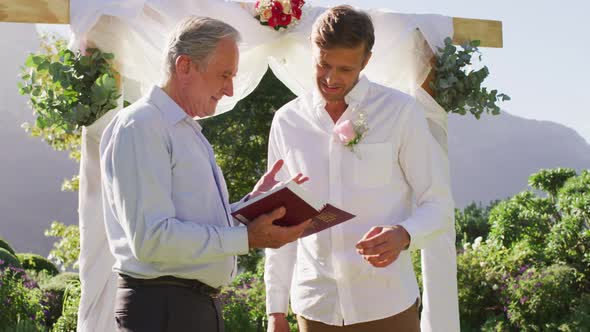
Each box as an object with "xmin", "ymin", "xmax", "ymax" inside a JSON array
[
  {"xmin": 145, "ymin": 85, "xmax": 201, "ymax": 130},
  {"xmin": 311, "ymin": 75, "xmax": 370, "ymax": 110}
]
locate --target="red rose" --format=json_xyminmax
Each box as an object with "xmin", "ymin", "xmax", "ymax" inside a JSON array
[
  {"xmin": 292, "ymin": 0, "xmax": 304, "ymax": 8},
  {"xmin": 271, "ymin": 1, "xmax": 283, "ymax": 15},
  {"xmin": 268, "ymin": 15, "xmax": 280, "ymax": 28},
  {"xmin": 255, "ymin": 1, "xmax": 260, "ymax": 9},
  {"xmin": 292, "ymin": 6, "xmax": 302, "ymax": 19},
  {"xmin": 279, "ymin": 13, "xmax": 292, "ymax": 26}
]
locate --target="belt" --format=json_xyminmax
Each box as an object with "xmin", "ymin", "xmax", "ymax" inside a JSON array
[{"xmin": 118, "ymin": 274, "xmax": 221, "ymax": 298}]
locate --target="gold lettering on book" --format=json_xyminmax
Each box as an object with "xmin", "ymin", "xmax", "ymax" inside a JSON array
[{"xmin": 316, "ymin": 211, "xmax": 337, "ymax": 223}]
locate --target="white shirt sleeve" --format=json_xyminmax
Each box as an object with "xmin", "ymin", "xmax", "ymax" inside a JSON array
[
  {"xmin": 397, "ymin": 102, "xmax": 455, "ymax": 250},
  {"xmin": 264, "ymin": 120, "xmax": 298, "ymax": 314},
  {"xmin": 101, "ymin": 116, "xmax": 249, "ymax": 266}
]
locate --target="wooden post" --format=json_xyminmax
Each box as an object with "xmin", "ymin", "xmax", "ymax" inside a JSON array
[
  {"xmin": 0, "ymin": 0, "xmax": 69, "ymax": 24},
  {"xmin": 0, "ymin": 1, "xmax": 503, "ymax": 48},
  {"xmin": 453, "ymin": 17, "xmax": 503, "ymax": 48}
]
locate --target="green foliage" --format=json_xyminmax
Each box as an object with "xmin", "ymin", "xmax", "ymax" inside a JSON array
[
  {"xmin": 0, "ymin": 238, "xmax": 16, "ymax": 255},
  {"xmin": 502, "ymin": 264, "xmax": 579, "ymax": 331},
  {"xmin": 50, "ymin": 279, "xmax": 80, "ymax": 332},
  {"xmin": 458, "ymin": 168, "xmax": 590, "ymax": 331},
  {"xmin": 220, "ymin": 259, "xmax": 298, "ymax": 332},
  {"xmin": 202, "ymin": 69, "xmax": 295, "ymax": 271},
  {"xmin": 528, "ymin": 168, "xmax": 577, "ymax": 199},
  {"xmin": 0, "ymin": 266, "xmax": 47, "ymax": 331},
  {"xmin": 557, "ymin": 170, "xmax": 590, "ymax": 220},
  {"xmin": 44, "ymin": 222, "xmax": 80, "ymax": 271},
  {"xmin": 40, "ymin": 273, "xmax": 80, "ymax": 329},
  {"xmin": 488, "ymin": 191, "xmax": 556, "ymax": 253},
  {"xmin": 42, "ymin": 272, "xmax": 80, "ymax": 292},
  {"xmin": 0, "ymin": 318, "xmax": 46, "ymax": 332},
  {"xmin": 430, "ymin": 37, "xmax": 510, "ymax": 119},
  {"xmin": 19, "ymin": 36, "xmax": 120, "ymax": 134},
  {"xmin": 17, "ymin": 254, "xmax": 60, "ymax": 277},
  {"xmin": 455, "ymin": 201, "xmax": 499, "ymax": 247},
  {"xmin": 0, "ymin": 247, "xmax": 23, "ymax": 269}
]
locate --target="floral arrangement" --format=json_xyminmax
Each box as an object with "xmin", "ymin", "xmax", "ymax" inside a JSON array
[
  {"xmin": 333, "ymin": 111, "xmax": 369, "ymax": 155},
  {"xmin": 19, "ymin": 37, "xmax": 120, "ymax": 134},
  {"xmin": 430, "ymin": 37, "xmax": 510, "ymax": 119},
  {"xmin": 255, "ymin": 0, "xmax": 305, "ymax": 30}
]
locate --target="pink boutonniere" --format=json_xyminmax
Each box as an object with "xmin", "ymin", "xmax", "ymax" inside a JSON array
[{"xmin": 333, "ymin": 112, "xmax": 368, "ymax": 155}]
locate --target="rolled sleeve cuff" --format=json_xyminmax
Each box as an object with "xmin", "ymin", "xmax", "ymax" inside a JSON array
[
  {"xmin": 266, "ymin": 290, "xmax": 290, "ymax": 314},
  {"xmin": 223, "ymin": 226, "xmax": 249, "ymax": 255}
]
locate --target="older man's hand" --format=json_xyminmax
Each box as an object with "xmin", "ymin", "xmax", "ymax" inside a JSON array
[
  {"xmin": 249, "ymin": 159, "xmax": 308, "ymax": 200},
  {"xmin": 355, "ymin": 225, "xmax": 411, "ymax": 268},
  {"xmin": 247, "ymin": 207, "xmax": 310, "ymax": 249}
]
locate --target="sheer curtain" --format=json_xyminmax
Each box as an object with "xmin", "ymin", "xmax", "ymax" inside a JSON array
[{"xmin": 72, "ymin": 1, "xmax": 458, "ymax": 331}]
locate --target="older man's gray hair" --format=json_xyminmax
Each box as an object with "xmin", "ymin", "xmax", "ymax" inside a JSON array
[{"xmin": 163, "ymin": 16, "xmax": 241, "ymax": 81}]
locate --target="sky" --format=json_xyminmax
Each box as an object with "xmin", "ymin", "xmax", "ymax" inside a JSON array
[
  {"xmin": 36, "ymin": 0, "xmax": 590, "ymax": 144},
  {"xmin": 305, "ymin": 0, "xmax": 590, "ymax": 144}
]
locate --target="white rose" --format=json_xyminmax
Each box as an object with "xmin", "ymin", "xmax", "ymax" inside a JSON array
[
  {"xmin": 473, "ymin": 236, "xmax": 483, "ymax": 249},
  {"xmin": 281, "ymin": 0, "xmax": 292, "ymax": 14}
]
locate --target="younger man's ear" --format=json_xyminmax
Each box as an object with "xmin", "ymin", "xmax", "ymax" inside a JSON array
[{"xmin": 362, "ymin": 51, "xmax": 372, "ymax": 70}]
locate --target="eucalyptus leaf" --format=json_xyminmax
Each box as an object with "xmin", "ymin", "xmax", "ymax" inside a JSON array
[{"xmin": 432, "ymin": 38, "xmax": 509, "ymax": 119}]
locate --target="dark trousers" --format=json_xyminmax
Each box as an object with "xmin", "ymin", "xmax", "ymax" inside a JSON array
[{"xmin": 115, "ymin": 278, "xmax": 224, "ymax": 332}]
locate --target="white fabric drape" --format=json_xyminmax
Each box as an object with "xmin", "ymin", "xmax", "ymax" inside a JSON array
[
  {"xmin": 72, "ymin": 1, "xmax": 459, "ymax": 331},
  {"xmin": 76, "ymin": 106, "xmax": 119, "ymax": 332}
]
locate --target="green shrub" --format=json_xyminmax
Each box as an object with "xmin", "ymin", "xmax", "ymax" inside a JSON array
[
  {"xmin": 0, "ymin": 247, "xmax": 22, "ymax": 269},
  {"xmin": 44, "ymin": 221, "xmax": 80, "ymax": 271},
  {"xmin": 488, "ymin": 192, "xmax": 556, "ymax": 254},
  {"xmin": 0, "ymin": 238, "xmax": 16, "ymax": 255},
  {"xmin": 220, "ymin": 259, "xmax": 298, "ymax": 332},
  {"xmin": 502, "ymin": 264, "xmax": 579, "ymax": 331},
  {"xmin": 18, "ymin": 253, "xmax": 60, "ymax": 277},
  {"xmin": 50, "ymin": 279, "xmax": 80, "ymax": 332},
  {"xmin": 40, "ymin": 272, "xmax": 80, "ymax": 328},
  {"xmin": 455, "ymin": 201, "xmax": 499, "ymax": 248},
  {"xmin": 0, "ymin": 266, "xmax": 47, "ymax": 330}
]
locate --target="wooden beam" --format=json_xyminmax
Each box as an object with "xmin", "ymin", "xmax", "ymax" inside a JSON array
[
  {"xmin": 0, "ymin": 0, "xmax": 69, "ymax": 24},
  {"xmin": 0, "ymin": 1, "xmax": 504, "ymax": 49},
  {"xmin": 453, "ymin": 17, "xmax": 503, "ymax": 48}
]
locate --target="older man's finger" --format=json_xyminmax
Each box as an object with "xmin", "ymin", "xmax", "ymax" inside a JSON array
[{"xmin": 292, "ymin": 173, "xmax": 309, "ymax": 184}]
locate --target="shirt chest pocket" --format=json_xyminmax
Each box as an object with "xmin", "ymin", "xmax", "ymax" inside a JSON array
[{"xmin": 352, "ymin": 142, "xmax": 395, "ymax": 188}]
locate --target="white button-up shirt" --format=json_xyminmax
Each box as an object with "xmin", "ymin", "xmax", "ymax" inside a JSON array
[
  {"xmin": 100, "ymin": 86, "xmax": 249, "ymax": 288},
  {"xmin": 264, "ymin": 76, "xmax": 454, "ymax": 325}
]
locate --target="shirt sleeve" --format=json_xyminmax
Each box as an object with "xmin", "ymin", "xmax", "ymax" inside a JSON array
[
  {"xmin": 397, "ymin": 101, "xmax": 455, "ymax": 250},
  {"xmin": 264, "ymin": 117, "xmax": 298, "ymax": 314},
  {"xmin": 100, "ymin": 114, "xmax": 248, "ymax": 266}
]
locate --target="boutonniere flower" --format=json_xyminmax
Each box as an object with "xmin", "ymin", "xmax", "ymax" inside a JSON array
[
  {"xmin": 333, "ymin": 112, "xmax": 369, "ymax": 156},
  {"xmin": 255, "ymin": 0, "xmax": 305, "ymax": 30}
]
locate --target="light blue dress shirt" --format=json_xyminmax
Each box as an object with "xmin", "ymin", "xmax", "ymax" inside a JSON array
[{"xmin": 100, "ymin": 86, "xmax": 248, "ymax": 288}]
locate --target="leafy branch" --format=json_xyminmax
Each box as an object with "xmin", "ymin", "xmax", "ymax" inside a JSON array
[{"xmin": 430, "ymin": 37, "xmax": 510, "ymax": 119}]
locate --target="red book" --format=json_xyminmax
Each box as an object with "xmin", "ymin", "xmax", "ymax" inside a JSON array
[{"xmin": 232, "ymin": 182, "xmax": 355, "ymax": 238}]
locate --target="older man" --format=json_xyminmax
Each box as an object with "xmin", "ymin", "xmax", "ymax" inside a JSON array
[{"xmin": 100, "ymin": 16, "xmax": 309, "ymax": 332}]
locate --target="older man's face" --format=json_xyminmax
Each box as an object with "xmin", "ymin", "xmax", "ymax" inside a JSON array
[{"xmin": 186, "ymin": 37, "xmax": 239, "ymax": 118}]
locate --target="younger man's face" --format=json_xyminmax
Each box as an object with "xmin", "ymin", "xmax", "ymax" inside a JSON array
[{"xmin": 312, "ymin": 43, "xmax": 371, "ymax": 103}]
